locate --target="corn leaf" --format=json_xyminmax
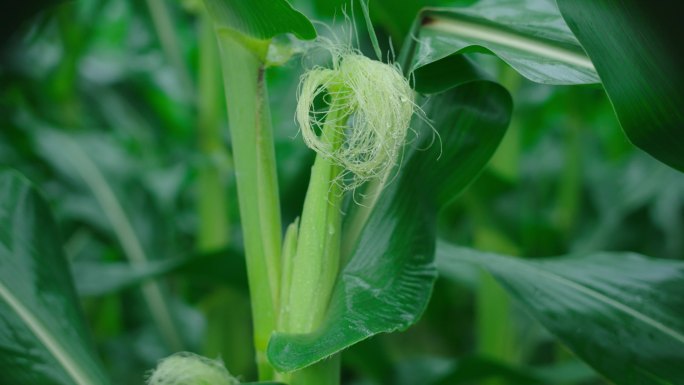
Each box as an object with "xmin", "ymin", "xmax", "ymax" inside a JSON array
[
  {"xmin": 403, "ymin": 0, "xmax": 599, "ymax": 88},
  {"xmin": 437, "ymin": 242, "xmax": 684, "ymax": 385},
  {"xmin": 404, "ymin": 0, "xmax": 684, "ymax": 171},
  {"xmin": 556, "ymin": 0, "xmax": 684, "ymax": 171},
  {"xmin": 0, "ymin": 171, "xmax": 111, "ymax": 385},
  {"xmin": 268, "ymin": 79, "xmax": 512, "ymax": 371}
]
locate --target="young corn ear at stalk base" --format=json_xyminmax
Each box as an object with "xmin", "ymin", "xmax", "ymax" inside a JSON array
[
  {"xmin": 275, "ymin": 42, "xmax": 417, "ymax": 385},
  {"xmin": 284, "ymin": 46, "xmax": 416, "ymax": 329}
]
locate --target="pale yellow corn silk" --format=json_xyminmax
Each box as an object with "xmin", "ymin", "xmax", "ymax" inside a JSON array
[
  {"xmin": 296, "ymin": 45, "xmax": 415, "ymax": 190},
  {"xmin": 146, "ymin": 352, "xmax": 239, "ymax": 385}
]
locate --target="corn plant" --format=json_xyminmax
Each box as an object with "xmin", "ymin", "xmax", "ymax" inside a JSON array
[{"xmin": 0, "ymin": 0, "xmax": 682, "ymax": 385}]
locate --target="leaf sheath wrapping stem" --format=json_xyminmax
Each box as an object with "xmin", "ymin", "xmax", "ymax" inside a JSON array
[{"xmin": 215, "ymin": 30, "xmax": 282, "ymax": 379}]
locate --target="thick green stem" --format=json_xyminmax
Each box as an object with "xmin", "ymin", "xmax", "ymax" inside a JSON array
[
  {"xmin": 197, "ymin": 13, "xmax": 230, "ymax": 251},
  {"xmin": 281, "ymin": 355, "xmax": 341, "ymax": 385},
  {"xmin": 215, "ymin": 30, "xmax": 282, "ymax": 380}
]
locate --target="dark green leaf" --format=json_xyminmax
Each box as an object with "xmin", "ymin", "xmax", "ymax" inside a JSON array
[
  {"xmin": 437, "ymin": 242, "xmax": 684, "ymax": 385},
  {"xmin": 0, "ymin": 170, "xmax": 111, "ymax": 385},
  {"xmin": 268, "ymin": 80, "xmax": 512, "ymax": 371},
  {"xmin": 202, "ymin": 0, "xmax": 316, "ymax": 41},
  {"xmin": 556, "ymin": 0, "xmax": 684, "ymax": 171},
  {"xmin": 410, "ymin": 54, "xmax": 491, "ymax": 94},
  {"xmin": 403, "ymin": 0, "xmax": 599, "ymax": 92}
]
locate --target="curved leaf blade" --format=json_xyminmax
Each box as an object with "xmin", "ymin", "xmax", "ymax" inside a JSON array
[
  {"xmin": 406, "ymin": 0, "xmax": 598, "ymax": 90},
  {"xmin": 556, "ymin": 0, "xmax": 684, "ymax": 171},
  {"xmin": 202, "ymin": 0, "xmax": 316, "ymax": 41},
  {"xmin": 437, "ymin": 242, "xmax": 684, "ymax": 385},
  {"xmin": 268, "ymin": 80, "xmax": 512, "ymax": 372},
  {"xmin": 0, "ymin": 171, "xmax": 111, "ymax": 385}
]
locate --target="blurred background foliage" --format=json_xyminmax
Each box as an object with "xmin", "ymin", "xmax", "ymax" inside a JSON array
[{"xmin": 0, "ymin": 0, "xmax": 681, "ymax": 384}]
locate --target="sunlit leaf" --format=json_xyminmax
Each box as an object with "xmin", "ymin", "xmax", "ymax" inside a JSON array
[
  {"xmin": 404, "ymin": 0, "xmax": 684, "ymax": 171},
  {"xmin": 403, "ymin": 0, "xmax": 599, "ymax": 90},
  {"xmin": 0, "ymin": 170, "xmax": 111, "ymax": 385},
  {"xmin": 268, "ymin": 80, "xmax": 512, "ymax": 371},
  {"xmin": 437, "ymin": 241, "xmax": 684, "ymax": 385}
]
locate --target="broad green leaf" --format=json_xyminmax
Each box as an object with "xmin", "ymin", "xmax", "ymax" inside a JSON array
[
  {"xmin": 202, "ymin": 0, "xmax": 316, "ymax": 41},
  {"xmin": 556, "ymin": 0, "xmax": 684, "ymax": 171},
  {"xmin": 404, "ymin": 0, "xmax": 599, "ymax": 90},
  {"xmin": 404, "ymin": 0, "xmax": 684, "ymax": 171},
  {"xmin": 268, "ymin": 80, "xmax": 512, "ymax": 371},
  {"xmin": 0, "ymin": 170, "xmax": 111, "ymax": 385},
  {"xmin": 437, "ymin": 242, "xmax": 684, "ymax": 385}
]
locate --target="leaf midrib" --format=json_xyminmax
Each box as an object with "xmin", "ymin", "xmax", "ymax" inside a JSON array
[
  {"xmin": 422, "ymin": 12, "xmax": 596, "ymax": 71},
  {"xmin": 0, "ymin": 280, "xmax": 93, "ymax": 385}
]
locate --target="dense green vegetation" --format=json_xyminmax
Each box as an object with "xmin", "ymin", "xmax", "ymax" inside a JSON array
[{"xmin": 1, "ymin": 0, "xmax": 682, "ymax": 384}]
